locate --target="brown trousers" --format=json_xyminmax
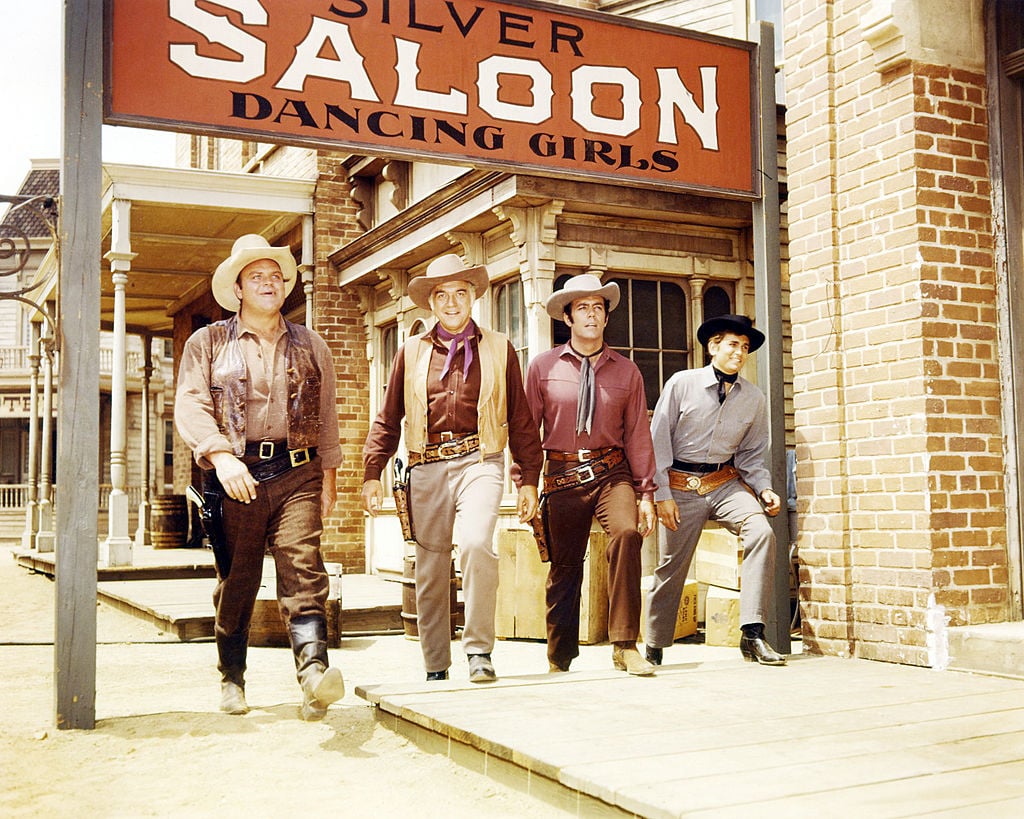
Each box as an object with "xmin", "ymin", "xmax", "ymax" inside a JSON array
[
  {"xmin": 544, "ymin": 461, "xmax": 642, "ymax": 667},
  {"xmin": 213, "ymin": 458, "xmax": 328, "ymax": 640}
]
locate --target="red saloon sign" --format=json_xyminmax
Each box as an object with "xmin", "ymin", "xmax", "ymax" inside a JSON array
[{"xmin": 104, "ymin": 0, "xmax": 759, "ymax": 197}]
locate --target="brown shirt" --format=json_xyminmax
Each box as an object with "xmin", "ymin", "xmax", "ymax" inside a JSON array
[
  {"xmin": 175, "ymin": 315, "xmax": 342, "ymax": 470},
  {"xmin": 362, "ymin": 324, "xmax": 542, "ymax": 486}
]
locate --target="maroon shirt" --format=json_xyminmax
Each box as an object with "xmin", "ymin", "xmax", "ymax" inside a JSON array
[
  {"xmin": 523, "ymin": 343, "xmax": 657, "ymax": 500},
  {"xmin": 362, "ymin": 324, "xmax": 543, "ymax": 487}
]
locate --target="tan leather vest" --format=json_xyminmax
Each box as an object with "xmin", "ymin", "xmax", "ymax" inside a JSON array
[
  {"xmin": 403, "ymin": 326, "xmax": 509, "ymax": 457},
  {"xmin": 206, "ymin": 315, "xmax": 322, "ymax": 455}
]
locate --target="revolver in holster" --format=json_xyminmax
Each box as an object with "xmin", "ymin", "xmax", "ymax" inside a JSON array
[
  {"xmin": 530, "ymin": 496, "xmax": 550, "ymax": 563},
  {"xmin": 187, "ymin": 479, "xmax": 231, "ymax": 576},
  {"xmin": 392, "ymin": 458, "xmax": 416, "ymax": 543}
]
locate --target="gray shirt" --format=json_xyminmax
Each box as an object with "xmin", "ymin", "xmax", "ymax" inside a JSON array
[{"xmin": 650, "ymin": 365, "xmax": 772, "ymax": 501}]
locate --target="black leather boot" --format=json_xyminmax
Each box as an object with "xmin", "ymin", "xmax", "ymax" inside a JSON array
[
  {"xmin": 739, "ymin": 623, "xmax": 787, "ymax": 666},
  {"xmin": 288, "ymin": 615, "xmax": 345, "ymax": 721},
  {"xmin": 216, "ymin": 631, "xmax": 250, "ymax": 715}
]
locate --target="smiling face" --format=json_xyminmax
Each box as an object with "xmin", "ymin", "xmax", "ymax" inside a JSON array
[
  {"xmin": 234, "ymin": 258, "xmax": 286, "ymax": 317},
  {"xmin": 708, "ymin": 332, "xmax": 750, "ymax": 375},
  {"xmin": 428, "ymin": 280, "xmax": 475, "ymax": 334},
  {"xmin": 564, "ymin": 296, "xmax": 609, "ymax": 352}
]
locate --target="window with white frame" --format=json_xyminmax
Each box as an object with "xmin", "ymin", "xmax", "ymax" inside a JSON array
[{"xmin": 493, "ymin": 276, "xmax": 528, "ymax": 372}]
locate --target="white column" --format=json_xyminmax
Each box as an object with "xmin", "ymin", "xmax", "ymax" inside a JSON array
[
  {"xmin": 21, "ymin": 322, "xmax": 41, "ymax": 550},
  {"xmin": 100, "ymin": 198, "xmax": 136, "ymax": 567},
  {"xmin": 300, "ymin": 214, "xmax": 314, "ymax": 327},
  {"xmin": 35, "ymin": 325, "xmax": 55, "ymax": 553},
  {"xmin": 134, "ymin": 336, "xmax": 153, "ymax": 548}
]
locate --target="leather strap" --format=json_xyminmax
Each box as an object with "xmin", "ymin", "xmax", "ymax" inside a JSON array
[
  {"xmin": 408, "ymin": 433, "xmax": 481, "ymax": 467},
  {"xmin": 543, "ymin": 448, "xmax": 625, "ymax": 494},
  {"xmin": 667, "ymin": 465, "xmax": 739, "ymax": 496},
  {"xmin": 546, "ymin": 446, "xmax": 619, "ymax": 462}
]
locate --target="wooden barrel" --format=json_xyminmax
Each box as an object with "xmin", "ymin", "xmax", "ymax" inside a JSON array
[
  {"xmin": 400, "ymin": 554, "xmax": 459, "ymax": 641},
  {"xmin": 150, "ymin": 494, "xmax": 189, "ymax": 549}
]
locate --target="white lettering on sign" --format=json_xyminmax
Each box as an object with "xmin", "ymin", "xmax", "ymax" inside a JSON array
[
  {"xmin": 168, "ymin": 0, "xmax": 268, "ymax": 84},
  {"xmin": 164, "ymin": 1, "xmax": 719, "ymax": 147}
]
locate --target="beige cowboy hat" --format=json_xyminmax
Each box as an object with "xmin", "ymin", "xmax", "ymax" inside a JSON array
[
  {"xmin": 544, "ymin": 273, "xmax": 620, "ymax": 320},
  {"xmin": 408, "ymin": 254, "xmax": 490, "ymax": 310},
  {"xmin": 211, "ymin": 234, "xmax": 298, "ymax": 312}
]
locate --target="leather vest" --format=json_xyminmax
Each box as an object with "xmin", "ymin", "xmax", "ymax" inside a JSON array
[
  {"xmin": 403, "ymin": 326, "xmax": 509, "ymax": 457},
  {"xmin": 206, "ymin": 315, "xmax": 322, "ymax": 455}
]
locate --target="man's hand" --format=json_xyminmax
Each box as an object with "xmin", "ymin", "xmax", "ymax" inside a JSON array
[
  {"xmin": 760, "ymin": 488, "xmax": 782, "ymax": 517},
  {"xmin": 517, "ymin": 485, "xmax": 539, "ymax": 523},
  {"xmin": 656, "ymin": 498, "xmax": 680, "ymax": 532},
  {"xmin": 638, "ymin": 498, "xmax": 656, "ymax": 537},
  {"xmin": 321, "ymin": 468, "xmax": 337, "ymax": 518},
  {"xmin": 209, "ymin": 451, "xmax": 257, "ymax": 504},
  {"xmin": 362, "ymin": 479, "xmax": 384, "ymax": 516}
]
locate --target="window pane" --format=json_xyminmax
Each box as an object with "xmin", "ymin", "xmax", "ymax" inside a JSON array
[
  {"xmin": 604, "ymin": 278, "xmax": 629, "ymax": 347},
  {"xmin": 661, "ymin": 283, "xmax": 687, "ymax": 350},
  {"xmin": 703, "ymin": 286, "xmax": 731, "ymax": 320},
  {"xmin": 662, "ymin": 352, "xmax": 688, "ymax": 385},
  {"xmin": 632, "ymin": 280, "xmax": 658, "ymax": 347},
  {"xmin": 632, "ymin": 350, "xmax": 661, "ymax": 410}
]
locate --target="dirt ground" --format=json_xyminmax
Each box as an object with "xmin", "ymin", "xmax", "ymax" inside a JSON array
[{"xmin": 0, "ymin": 544, "xmax": 575, "ymax": 818}]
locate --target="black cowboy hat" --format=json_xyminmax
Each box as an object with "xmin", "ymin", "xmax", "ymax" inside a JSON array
[{"xmin": 696, "ymin": 314, "xmax": 765, "ymax": 351}]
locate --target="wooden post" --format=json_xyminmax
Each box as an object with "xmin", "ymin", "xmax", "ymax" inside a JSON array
[
  {"xmin": 750, "ymin": 21, "xmax": 792, "ymax": 654},
  {"xmin": 56, "ymin": 0, "xmax": 102, "ymax": 730}
]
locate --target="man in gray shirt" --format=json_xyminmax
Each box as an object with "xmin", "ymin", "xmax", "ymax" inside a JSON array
[{"xmin": 645, "ymin": 314, "xmax": 786, "ymax": 666}]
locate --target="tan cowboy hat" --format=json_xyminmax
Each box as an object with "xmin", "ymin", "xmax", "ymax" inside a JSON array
[
  {"xmin": 211, "ymin": 234, "xmax": 298, "ymax": 312},
  {"xmin": 544, "ymin": 273, "xmax": 620, "ymax": 319},
  {"xmin": 408, "ymin": 254, "xmax": 489, "ymax": 310}
]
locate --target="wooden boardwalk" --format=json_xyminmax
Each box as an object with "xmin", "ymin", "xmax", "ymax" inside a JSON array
[{"xmin": 16, "ymin": 546, "xmax": 405, "ymax": 643}]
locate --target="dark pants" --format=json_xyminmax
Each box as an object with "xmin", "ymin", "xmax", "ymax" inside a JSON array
[
  {"xmin": 213, "ymin": 458, "xmax": 328, "ymax": 641},
  {"xmin": 544, "ymin": 462, "xmax": 642, "ymax": 667}
]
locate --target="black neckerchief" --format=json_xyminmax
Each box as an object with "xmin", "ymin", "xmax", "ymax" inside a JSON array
[{"xmin": 712, "ymin": 366, "xmax": 738, "ymax": 404}]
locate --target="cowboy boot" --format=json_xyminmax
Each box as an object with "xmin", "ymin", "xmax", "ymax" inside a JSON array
[
  {"xmin": 216, "ymin": 631, "xmax": 250, "ymax": 715},
  {"xmin": 739, "ymin": 623, "xmax": 787, "ymax": 666},
  {"xmin": 288, "ymin": 615, "xmax": 345, "ymax": 721}
]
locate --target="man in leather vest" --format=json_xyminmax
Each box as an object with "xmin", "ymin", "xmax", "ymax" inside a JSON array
[
  {"xmin": 361, "ymin": 254, "xmax": 543, "ymax": 683},
  {"xmin": 523, "ymin": 274, "xmax": 658, "ymax": 677},
  {"xmin": 645, "ymin": 314, "xmax": 787, "ymax": 667},
  {"xmin": 176, "ymin": 234, "xmax": 346, "ymax": 720}
]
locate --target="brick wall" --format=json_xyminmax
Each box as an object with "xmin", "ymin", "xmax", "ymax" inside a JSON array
[
  {"xmin": 313, "ymin": 152, "xmax": 371, "ymax": 571},
  {"xmin": 784, "ymin": 0, "xmax": 1008, "ymax": 665}
]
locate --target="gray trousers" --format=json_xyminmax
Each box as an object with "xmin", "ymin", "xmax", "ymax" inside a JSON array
[
  {"xmin": 646, "ymin": 478, "xmax": 775, "ymax": 649},
  {"xmin": 409, "ymin": 451, "xmax": 505, "ymax": 674}
]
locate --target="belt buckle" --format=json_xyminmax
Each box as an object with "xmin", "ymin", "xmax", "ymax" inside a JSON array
[
  {"xmin": 578, "ymin": 465, "xmax": 595, "ymax": 484},
  {"xmin": 289, "ymin": 448, "xmax": 310, "ymax": 467},
  {"xmin": 259, "ymin": 441, "xmax": 275, "ymax": 459},
  {"xmin": 439, "ymin": 431, "xmax": 455, "ymax": 442},
  {"xmin": 686, "ymin": 475, "xmax": 701, "ymax": 490},
  {"xmin": 577, "ymin": 449, "xmax": 592, "ymax": 461}
]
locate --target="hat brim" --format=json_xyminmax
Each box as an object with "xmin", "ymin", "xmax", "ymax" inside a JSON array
[
  {"xmin": 408, "ymin": 265, "xmax": 489, "ymax": 310},
  {"xmin": 697, "ymin": 317, "xmax": 766, "ymax": 351},
  {"xmin": 211, "ymin": 247, "xmax": 298, "ymax": 312},
  {"xmin": 545, "ymin": 282, "xmax": 621, "ymax": 320}
]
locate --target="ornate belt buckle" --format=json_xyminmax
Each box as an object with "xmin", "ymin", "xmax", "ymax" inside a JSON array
[
  {"xmin": 259, "ymin": 441, "xmax": 275, "ymax": 459},
  {"xmin": 686, "ymin": 475, "xmax": 701, "ymax": 490}
]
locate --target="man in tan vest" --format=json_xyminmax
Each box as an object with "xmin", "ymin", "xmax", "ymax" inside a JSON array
[
  {"xmin": 362, "ymin": 254, "xmax": 543, "ymax": 683},
  {"xmin": 176, "ymin": 234, "xmax": 346, "ymax": 720}
]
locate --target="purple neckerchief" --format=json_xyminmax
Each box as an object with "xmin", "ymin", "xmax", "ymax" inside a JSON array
[{"xmin": 437, "ymin": 321, "xmax": 476, "ymax": 380}]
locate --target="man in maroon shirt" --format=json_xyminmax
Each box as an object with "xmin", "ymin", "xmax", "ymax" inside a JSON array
[
  {"xmin": 362, "ymin": 254, "xmax": 542, "ymax": 683},
  {"xmin": 523, "ymin": 274, "xmax": 658, "ymax": 675}
]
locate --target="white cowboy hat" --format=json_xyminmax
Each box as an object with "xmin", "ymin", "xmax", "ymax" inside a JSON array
[
  {"xmin": 544, "ymin": 273, "xmax": 620, "ymax": 320},
  {"xmin": 211, "ymin": 234, "xmax": 298, "ymax": 312},
  {"xmin": 407, "ymin": 254, "xmax": 489, "ymax": 310}
]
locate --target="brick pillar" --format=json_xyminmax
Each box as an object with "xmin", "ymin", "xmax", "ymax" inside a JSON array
[
  {"xmin": 313, "ymin": 151, "xmax": 370, "ymax": 572},
  {"xmin": 784, "ymin": 0, "xmax": 1008, "ymax": 665}
]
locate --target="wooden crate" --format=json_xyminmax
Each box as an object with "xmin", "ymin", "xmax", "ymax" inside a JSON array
[
  {"xmin": 248, "ymin": 560, "xmax": 343, "ymax": 648},
  {"xmin": 704, "ymin": 585, "xmax": 742, "ymax": 647},
  {"xmin": 641, "ymin": 579, "xmax": 698, "ymax": 643},
  {"xmin": 695, "ymin": 527, "xmax": 743, "ymax": 591},
  {"xmin": 496, "ymin": 526, "xmax": 609, "ymax": 644}
]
